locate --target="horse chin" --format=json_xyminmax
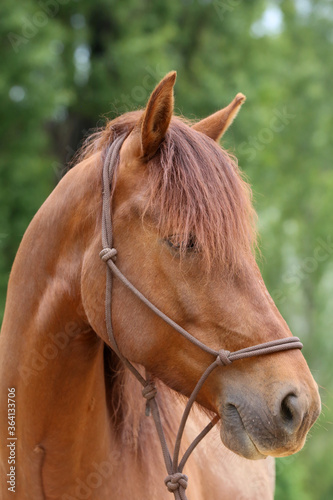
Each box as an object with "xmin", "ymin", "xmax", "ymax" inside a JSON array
[{"xmin": 219, "ymin": 403, "xmax": 267, "ymax": 460}]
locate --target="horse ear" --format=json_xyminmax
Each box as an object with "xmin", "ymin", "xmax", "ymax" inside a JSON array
[
  {"xmin": 140, "ymin": 71, "xmax": 176, "ymax": 159},
  {"xmin": 192, "ymin": 93, "xmax": 246, "ymax": 141}
]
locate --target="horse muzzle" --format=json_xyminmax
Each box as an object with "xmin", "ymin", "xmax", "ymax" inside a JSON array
[{"xmin": 219, "ymin": 384, "xmax": 321, "ymax": 460}]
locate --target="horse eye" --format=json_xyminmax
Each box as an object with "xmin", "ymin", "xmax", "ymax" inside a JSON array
[
  {"xmin": 165, "ymin": 235, "xmax": 196, "ymax": 251},
  {"xmin": 186, "ymin": 236, "xmax": 196, "ymax": 250}
]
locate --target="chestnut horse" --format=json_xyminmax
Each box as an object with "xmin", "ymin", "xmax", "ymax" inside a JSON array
[{"xmin": 0, "ymin": 72, "xmax": 320, "ymax": 500}]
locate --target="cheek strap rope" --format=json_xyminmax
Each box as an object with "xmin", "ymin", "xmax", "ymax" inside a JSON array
[{"xmin": 99, "ymin": 135, "xmax": 303, "ymax": 500}]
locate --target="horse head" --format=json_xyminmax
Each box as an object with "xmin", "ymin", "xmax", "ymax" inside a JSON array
[{"xmin": 82, "ymin": 72, "xmax": 320, "ymax": 461}]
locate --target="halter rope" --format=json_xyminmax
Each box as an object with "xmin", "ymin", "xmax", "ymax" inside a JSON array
[{"xmin": 99, "ymin": 134, "xmax": 303, "ymax": 500}]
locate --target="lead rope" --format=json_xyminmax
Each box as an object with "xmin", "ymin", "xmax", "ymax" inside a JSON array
[{"xmin": 99, "ymin": 135, "xmax": 303, "ymax": 500}]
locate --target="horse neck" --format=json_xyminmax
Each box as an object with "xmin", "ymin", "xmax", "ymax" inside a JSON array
[{"xmin": 0, "ymin": 154, "xmax": 117, "ymax": 494}]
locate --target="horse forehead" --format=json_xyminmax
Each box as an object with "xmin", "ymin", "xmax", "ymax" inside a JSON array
[
  {"xmin": 114, "ymin": 152, "xmax": 148, "ymax": 211},
  {"xmin": 119, "ymin": 127, "xmax": 142, "ymax": 165}
]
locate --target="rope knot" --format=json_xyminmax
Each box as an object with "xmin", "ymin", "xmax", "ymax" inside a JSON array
[
  {"xmin": 216, "ymin": 349, "xmax": 232, "ymax": 366},
  {"xmin": 99, "ymin": 247, "xmax": 117, "ymax": 262},
  {"xmin": 164, "ymin": 473, "xmax": 188, "ymax": 493},
  {"xmin": 142, "ymin": 383, "xmax": 157, "ymax": 401}
]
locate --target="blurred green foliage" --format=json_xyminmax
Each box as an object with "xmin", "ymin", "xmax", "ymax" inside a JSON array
[{"xmin": 1, "ymin": 0, "xmax": 332, "ymax": 498}]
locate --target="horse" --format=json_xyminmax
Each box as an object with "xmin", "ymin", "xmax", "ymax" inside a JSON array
[{"xmin": 0, "ymin": 71, "xmax": 320, "ymax": 500}]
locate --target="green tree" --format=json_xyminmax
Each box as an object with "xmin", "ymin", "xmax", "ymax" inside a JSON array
[{"xmin": 1, "ymin": 0, "xmax": 332, "ymax": 497}]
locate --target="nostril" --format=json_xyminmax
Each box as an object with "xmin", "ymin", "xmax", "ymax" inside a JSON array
[
  {"xmin": 280, "ymin": 393, "xmax": 297, "ymax": 422},
  {"xmin": 279, "ymin": 393, "xmax": 303, "ymax": 431}
]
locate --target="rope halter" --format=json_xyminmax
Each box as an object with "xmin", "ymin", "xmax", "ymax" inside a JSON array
[{"xmin": 99, "ymin": 134, "xmax": 303, "ymax": 499}]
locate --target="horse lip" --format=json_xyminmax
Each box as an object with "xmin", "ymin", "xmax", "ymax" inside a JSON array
[{"xmin": 219, "ymin": 402, "xmax": 267, "ymax": 460}]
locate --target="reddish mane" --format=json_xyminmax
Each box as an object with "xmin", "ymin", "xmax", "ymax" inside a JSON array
[{"xmin": 78, "ymin": 110, "xmax": 257, "ymax": 269}]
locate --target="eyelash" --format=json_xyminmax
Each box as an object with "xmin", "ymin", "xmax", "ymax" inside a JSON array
[{"xmin": 165, "ymin": 235, "xmax": 196, "ymax": 252}]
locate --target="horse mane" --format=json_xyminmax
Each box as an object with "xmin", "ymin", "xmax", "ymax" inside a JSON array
[{"xmin": 77, "ymin": 110, "xmax": 257, "ymax": 271}]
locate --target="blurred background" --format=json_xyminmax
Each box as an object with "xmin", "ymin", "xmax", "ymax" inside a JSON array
[{"xmin": 1, "ymin": 0, "xmax": 332, "ymax": 497}]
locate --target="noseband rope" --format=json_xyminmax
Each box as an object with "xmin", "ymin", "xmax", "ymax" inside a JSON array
[{"xmin": 99, "ymin": 135, "xmax": 303, "ymax": 500}]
